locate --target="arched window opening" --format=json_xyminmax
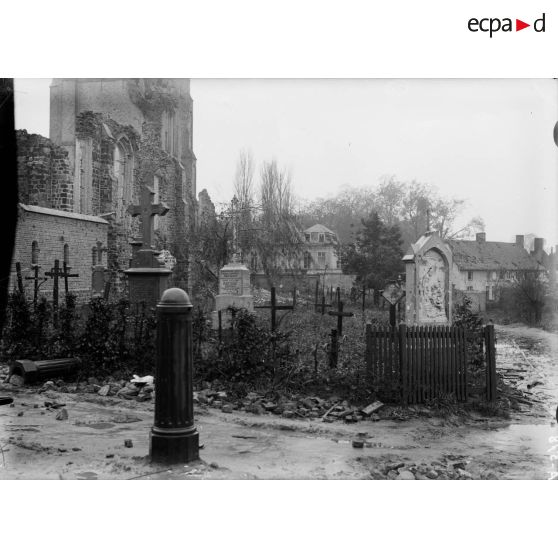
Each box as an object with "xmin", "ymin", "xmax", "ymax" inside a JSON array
[
  {"xmin": 113, "ymin": 136, "xmax": 134, "ymax": 221},
  {"xmin": 31, "ymin": 241, "xmax": 39, "ymax": 266},
  {"xmin": 92, "ymin": 246, "xmax": 97, "ymax": 266},
  {"xmin": 63, "ymin": 244, "xmax": 70, "ymax": 265}
]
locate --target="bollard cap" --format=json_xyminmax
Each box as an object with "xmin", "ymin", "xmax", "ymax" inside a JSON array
[{"xmin": 158, "ymin": 287, "xmax": 192, "ymax": 308}]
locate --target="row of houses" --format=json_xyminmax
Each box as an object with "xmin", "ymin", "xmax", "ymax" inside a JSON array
[{"xmin": 405, "ymin": 231, "xmax": 555, "ymax": 313}]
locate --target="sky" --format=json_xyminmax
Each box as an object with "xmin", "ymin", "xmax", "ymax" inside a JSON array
[{"xmin": 13, "ymin": 78, "xmax": 558, "ymax": 247}]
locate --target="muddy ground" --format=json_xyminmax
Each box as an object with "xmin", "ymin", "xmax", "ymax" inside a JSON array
[{"xmin": 1, "ymin": 323, "xmax": 557, "ymax": 480}]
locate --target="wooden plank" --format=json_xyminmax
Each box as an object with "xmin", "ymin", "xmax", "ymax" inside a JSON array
[
  {"xmin": 391, "ymin": 326, "xmax": 398, "ymax": 393},
  {"xmin": 485, "ymin": 324, "xmax": 497, "ymax": 401},
  {"xmin": 461, "ymin": 327, "xmax": 468, "ymax": 401},
  {"xmin": 422, "ymin": 326, "xmax": 428, "ymax": 402},
  {"xmin": 447, "ymin": 326, "xmax": 452, "ymax": 395},
  {"xmin": 440, "ymin": 326, "xmax": 447, "ymax": 395},
  {"xmin": 411, "ymin": 327, "xmax": 417, "ymax": 403},
  {"xmin": 399, "ymin": 324, "xmax": 407, "ymax": 405},
  {"xmin": 420, "ymin": 326, "xmax": 426, "ymax": 403},
  {"xmin": 459, "ymin": 327, "xmax": 468, "ymax": 401},
  {"xmin": 371, "ymin": 325, "xmax": 378, "ymax": 378},
  {"xmin": 425, "ymin": 326, "xmax": 432, "ymax": 401},
  {"xmin": 451, "ymin": 326, "xmax": 457, "ymax": 399}
]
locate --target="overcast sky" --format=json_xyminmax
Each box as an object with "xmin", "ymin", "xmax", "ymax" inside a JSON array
[{"xmin": 13, "ymin": 78, "xmax": 558, "ymax": 247}]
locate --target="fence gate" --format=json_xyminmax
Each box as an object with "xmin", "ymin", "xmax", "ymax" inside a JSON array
[{"xmin": 365, "ymin": 323, "xmax": 497, "ymax": 404}]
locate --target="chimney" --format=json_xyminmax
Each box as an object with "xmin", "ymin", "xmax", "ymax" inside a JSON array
[
  {"xmin": 515, "ymin": 235, "xmax": 524, "ymax": 248},
  {"xmin": 476, "ymin": 232, "xmax": 486, "ymax": 243},
  {"xmin": 534, "ymin": 237, "xmax": 544, "ymax": 254}
]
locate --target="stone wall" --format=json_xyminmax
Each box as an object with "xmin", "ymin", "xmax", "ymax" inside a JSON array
[
  {"xmin": 16, "ymin": 131, "xmax": 74, "ymax": 211},
  {"xmin": 10, "ymin": 204, "xmax": 108, "ymax": 302}
]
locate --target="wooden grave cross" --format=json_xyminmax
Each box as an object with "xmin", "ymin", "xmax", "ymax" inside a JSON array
[
  {"xmin": 44, "ymin": 259, "xmax": 63, "ymax": 323},
  {"xmin": 62, "ymin": 261, "xmax": 79, "ymax": 295},
  {"xmin": 315, "ymin": 295, "xmax": 332, "ymax": 315},
  {"xmin": 25, "ymin": 264, "xmax": 48, "ymax": 308},
  {"xmin": 254, "ymin": 286, "xmax": 294, "ymax": 332},
  {"xmin": 127, "ymin": 186, "xmax": 170, "ymax": 249},
  {"xmin": 327, "ymin": 299, "xmax": 354, "ymax": 337}
]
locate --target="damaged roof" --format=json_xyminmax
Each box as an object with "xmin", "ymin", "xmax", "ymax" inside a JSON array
[{"xmin": 448, "ymin": 240, "xmax": 544, "ymax": 271}]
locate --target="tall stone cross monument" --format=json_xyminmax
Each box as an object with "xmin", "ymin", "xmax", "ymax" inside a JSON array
[
  {"xmin": 124, "ymin": 186, "xmax": 172, "ymax": 308},
  {"xmin": 211, "ymin": 196, "xmax": 254, "ymax": 329}
]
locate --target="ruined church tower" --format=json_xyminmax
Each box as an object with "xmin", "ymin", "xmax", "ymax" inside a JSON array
[{"xmin": 48, "ymin": 78, "xmax": 197, "ymax": 291}]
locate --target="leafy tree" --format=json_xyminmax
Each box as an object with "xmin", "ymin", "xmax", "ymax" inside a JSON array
[
  {"xmin": 299, "ymin": 177, "xmax": 484, "ymax": 249},
  {"xmin": 340, "ymin": 212, "xmax": 404, "ymax": 290}
]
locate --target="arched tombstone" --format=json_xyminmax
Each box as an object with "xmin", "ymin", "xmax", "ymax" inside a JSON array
[{"xmin": 402, "ymin": 231, "xmax": 452, "ymax": 325}]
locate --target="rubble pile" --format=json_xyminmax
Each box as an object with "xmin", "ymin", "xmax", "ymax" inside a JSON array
[
  {"xmin": 193, "ymin": 384, "xmax": 398, "ymax": 422},
  {"xmin": 371, "ymin": 456, "xmax": 489, "ymax": 480}
]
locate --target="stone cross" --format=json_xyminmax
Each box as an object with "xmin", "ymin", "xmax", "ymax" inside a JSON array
[{"xmin": 127, "ymin": 187, "xmax": 170, "ymax": 249}]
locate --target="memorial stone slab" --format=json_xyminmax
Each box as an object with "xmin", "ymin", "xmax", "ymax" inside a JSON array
[
  {"xmin": 211, "ymin": 258, "xmax": 254, "ymax": 329},
  {"xmin": 402, "ymin": 231, "xmax": 452, "ymax": 325}
]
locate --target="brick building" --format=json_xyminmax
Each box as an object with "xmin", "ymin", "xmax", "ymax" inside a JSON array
[{"xmin": 11, "ymin": 78, "xmax": 197, "ymax": 300}]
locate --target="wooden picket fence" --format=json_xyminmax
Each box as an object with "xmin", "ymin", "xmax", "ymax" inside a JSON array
[{"xmin": 365, "ymin": 324, "xmax": 497, "ymax": 404}]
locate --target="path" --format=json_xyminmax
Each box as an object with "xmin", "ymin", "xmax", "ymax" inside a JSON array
[{"xmin": 1, "ymin": 323, "xmax": 557, "ymax": 480}]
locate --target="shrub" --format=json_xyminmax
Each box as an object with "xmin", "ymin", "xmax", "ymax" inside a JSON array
[{"xmin": 453, "ymin": 295, "xmax": 485, "ymax": 368}]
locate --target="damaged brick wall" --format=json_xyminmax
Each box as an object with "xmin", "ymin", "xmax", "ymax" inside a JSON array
[
  {"xmin": 75, "ymin": 111, "xmax": 140, "ymax": 294},
  {"xmin": 16, "ymin": 131, "xmax": 74, "ymax": 211},
  {"xmin": 127, "ymin": 79, "xmax": 197, "ymax": 291},
  {"xmin": 10, "ymin": 205, "xmax": 108, "ymax": 303}
]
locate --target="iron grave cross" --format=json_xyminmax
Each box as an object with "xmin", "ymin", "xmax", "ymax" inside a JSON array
[{"xmin": 127, "ymin": 186, "xmax": 170, "ymax": 249}]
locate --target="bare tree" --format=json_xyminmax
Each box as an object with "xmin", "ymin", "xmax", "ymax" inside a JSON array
[
  {"xmin": 255, "ymin": 160, "xmax": 304, "ymax": 285},
  {"xmin": 233, "ymin": 149, "xmax": 255, "ymax": 210},
  {"xmin": 509, "ymin": 270, "xmax": 548, "ymax": 325}
]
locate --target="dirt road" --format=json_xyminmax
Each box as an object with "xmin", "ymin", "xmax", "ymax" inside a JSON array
[{"xmin": 1, "ymin": 323, "xmax": 556, "ymax": 480}]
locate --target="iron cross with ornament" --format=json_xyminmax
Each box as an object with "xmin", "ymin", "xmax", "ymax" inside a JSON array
[{"xmin": 381, "ymin": 278, "xmax": 405, "ymax": 328}]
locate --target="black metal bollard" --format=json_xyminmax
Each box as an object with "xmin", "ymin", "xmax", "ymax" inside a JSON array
[{"xmin": 150, "ymin": 288, "xmax": 199, "ymax": 464}]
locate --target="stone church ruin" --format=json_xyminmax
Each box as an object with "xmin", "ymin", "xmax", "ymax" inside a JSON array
[{"xmin": 11, "ymin": 78, "xmax": 197, "ymax": 301}]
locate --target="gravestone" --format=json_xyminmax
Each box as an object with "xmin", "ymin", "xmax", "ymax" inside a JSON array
[
  {"xmin": 402, "ymin": 231, "xmax": 452, "ymax": 325},
  {"xmin": 211, "ymin": 254, "xmax": 254, "ymax": 329},
  {"xmin": 124, "ymin": 186, "xmax": 172, "ymax": 308}
]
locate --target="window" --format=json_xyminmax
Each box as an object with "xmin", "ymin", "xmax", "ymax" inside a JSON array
[
  {"xmin": 161, "ymin": 110, "xmax": 179, "ymax": 157},
  {"xmin": 319, "ymin": 233, "xmax": 325, "ymax": 243},
  {"xmin": 303, "ymin": 252, "xmax": 312, "ymax": 269},
  {"xmin": 92, "ymin": 246, "xmax": 97, "ymax": 266},
  {"xmin": 467, "ymin": 286, "xmax": 473, "ymax": 291},
  {"xmin": 113, "ymin": 137, "xmax": 133, "ymax": 221},
  {"xmin": 75, "ymin": 138, "xmax": 93, "ymax": 213},
  {"xmin": 467, "ymin": 271, "xmax": 473, "ymax": 281},
  {"xmin": 153, "ymin": 175, "xmax": 161, "ymax": 230},
  {"xmin": 317, "ymin": 252, "xmax": 326, "ymax": 268},
  {"xmin": 311, "ymin": 232, "xmax": 319, "ymax": 242},
  {"xmin": 305, "ymin": 233, "xmax": 310, "ymax": 242},
  {"xmin": 63, "ymin": 244, "xmax": 69, "ymax": 265},
  {"xmin": 31, "ymin": 241, "xmax": 39, "ymax": 266}
]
